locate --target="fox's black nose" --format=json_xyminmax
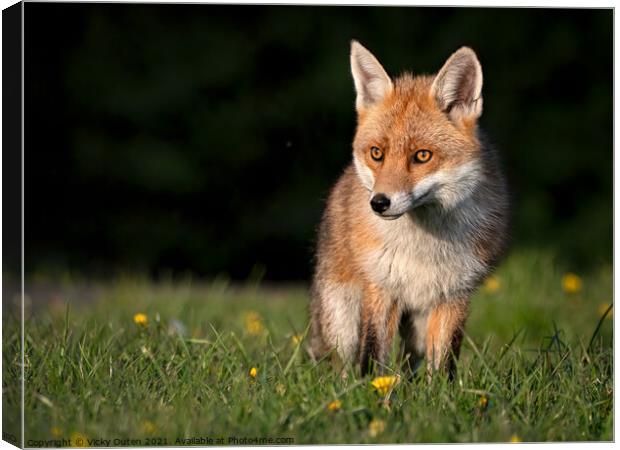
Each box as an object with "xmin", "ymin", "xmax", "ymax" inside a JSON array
[{"xmin": 370, "ymin": 194, "xmax": 391, "ymax": 213}]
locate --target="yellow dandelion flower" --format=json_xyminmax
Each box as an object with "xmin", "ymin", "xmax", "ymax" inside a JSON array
[
  {"xmin": 562, "ymin": 273, "xmax": 582, "ymax": 294},
  {"xmin": 243, "ymin": 311, "xmax": 264, "ymax": 335},
  {"xmin": 51, "ymin": 426, "xmax": 62, "ymax": 438},
  {"xmin": 70, "ymin": 432, "xmax": 89, "ymax": 447},
  {"xmin": 479, "ymin": 395, "xmax": 488, "ymax": 408},
  {"xmin": 510, "ymin": 434, "xmax": 522, "ymax": 443},
  {"xmin": 371, "ymin": 375, "xmax": 399, "ymax": 396},
  {"xmin": 249, "ymin": 367, "xmax": 257, "ymax": 378},
  {"xmin": 291, "ymin": 334, "xmax": 303, "ymax": 346},
  {"xmin": 368, "ymin": 419, "xmax": 386, "ymax": 438},
  {"xmin": 140, "ymin": 420, "xmax": 156, "ymax": 435},
  {"xmin": 327, "ymin": 400, "xmax": 341, "ymax": 411},
  {"xmin": 598, "ymin": 303, "xmax": 613, "ymax": 319},
  {"xmin": 133, "ymin": 313, "xmax": 148, "ymax": 326},
  {"xmin": 483, "ymin": 275, "xmax": 501, "ymax": 294}
]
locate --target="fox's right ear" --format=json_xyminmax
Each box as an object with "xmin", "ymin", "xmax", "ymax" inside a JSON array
[{"xmin": 350, "ymin": 41, "xmax": 393, "ymax": 112}]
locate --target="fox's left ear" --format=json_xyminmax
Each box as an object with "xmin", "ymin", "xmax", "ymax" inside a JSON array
[{"xmin": 431, "ymin": 47, "xmax": 483, "ymax": 122}]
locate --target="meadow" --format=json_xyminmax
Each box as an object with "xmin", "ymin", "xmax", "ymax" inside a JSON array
[{"xmin": 4, "ymin": 248, "xmax": 613, "ymax": 445}]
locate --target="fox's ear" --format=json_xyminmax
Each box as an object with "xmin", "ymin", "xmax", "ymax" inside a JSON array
[
  {"xmin": 431, "ymin": 47, "xmax": 483, "ymax": 121},
  {"xmin": 350, "ymin": 40, "xmax": 393, "ymax": 112}
]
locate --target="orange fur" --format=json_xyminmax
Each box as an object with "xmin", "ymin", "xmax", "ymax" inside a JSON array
[
  {"xmin": 353, "ymin": 74, "xmax": 480, "ymax": 200},
  {"xmin": 426, "ymin": 300, "xmax": 469, "ymax": 378}
]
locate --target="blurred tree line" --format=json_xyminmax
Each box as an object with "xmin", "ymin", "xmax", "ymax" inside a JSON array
[{"xmin": 22, "ymin": 5, "xmax": 612, "ymax": 280}]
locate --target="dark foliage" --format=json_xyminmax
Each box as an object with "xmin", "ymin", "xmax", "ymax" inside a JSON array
[{"xmin": 23, "ymin": 5, "xmax": 612, "ymax": 280}]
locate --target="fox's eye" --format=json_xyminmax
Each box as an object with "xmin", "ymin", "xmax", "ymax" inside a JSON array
[
  {"xmin": 370, "ymin": 146, "xmax": 384, "ymax": 161},
  {"xmin": 413, "ymin": 149, "xmax": 432, "ymax": 163}
]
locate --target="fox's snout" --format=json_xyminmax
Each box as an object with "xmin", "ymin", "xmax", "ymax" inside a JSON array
[
  {"xmin": 369, "ymin": 191, "xmax": 419, "ymax": 219},
  {"xmin": 370, "ymin": 193, "xmax": 390, "ymax": 213}
]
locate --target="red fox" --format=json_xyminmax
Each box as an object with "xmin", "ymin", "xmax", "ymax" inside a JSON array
[{"xmin": 310, "ymin": 41, "xmax": 509, "ymax": 378}]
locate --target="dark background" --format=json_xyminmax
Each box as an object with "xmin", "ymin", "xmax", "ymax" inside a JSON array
[{"xmin": 22, "ymin": 4, "xmax": 612, "ymax": 281}]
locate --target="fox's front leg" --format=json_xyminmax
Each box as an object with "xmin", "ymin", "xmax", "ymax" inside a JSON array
[
  {"xmin": 358, "ymin": 283, "xmax": 400, "ymax": 376},
  {"xmin": 310, "ymin": 282, "xmax": 363, "ymax": 368},
  {"xmin": 426, "ymin": 299, "xmax": 469, "ymax": 380}
]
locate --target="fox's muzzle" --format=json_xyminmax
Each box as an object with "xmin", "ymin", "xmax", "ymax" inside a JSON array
[
  {"xmin": 370, "ymin": 190, "xmax": 433, "ymax": 219},
  {"xmin": 370, "ymin": 194, "xmax": 391, "ymax": 213}
]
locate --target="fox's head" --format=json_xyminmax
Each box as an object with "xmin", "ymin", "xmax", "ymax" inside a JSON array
[{"xmin": 350, "ymin": 41, "xmax": 485, "ymax": 219}]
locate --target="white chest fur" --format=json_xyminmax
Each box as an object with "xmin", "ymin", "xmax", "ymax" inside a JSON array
[{"xmin": 361, "ymin": 207, "xmax": 486, "ymax": 310}]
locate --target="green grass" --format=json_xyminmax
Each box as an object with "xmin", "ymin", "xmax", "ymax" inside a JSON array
[{"xmin": 4, "ymin": 249, "xmax": 613, "ymax": 445}]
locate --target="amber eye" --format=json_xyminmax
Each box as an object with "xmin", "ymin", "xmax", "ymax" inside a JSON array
[
  {"xmin": 413, "ymin": 149, "xmax": 433, "ymax": 163},
  {"xmin": 370, "ymin": 146, "xmax": 384, "ymax": 161}
]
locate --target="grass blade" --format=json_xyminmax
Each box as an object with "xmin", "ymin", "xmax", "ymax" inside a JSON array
[
  {"xmin": 588, "ymin": 303, "xmax": 613, "ymax": 352},
  {"xmin": 283, "ymin": 322, "xmax": 311, "ymax": 375}
]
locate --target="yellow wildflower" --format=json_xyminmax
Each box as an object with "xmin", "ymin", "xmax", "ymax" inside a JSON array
[
  {"xmin": 140, "ymin": 420, "xmax": 156, "ymax": 435},
  {"xmin": 479, "ymin": 395, "xmax": 488, "ymax": 408},
  {"xmin": 70, "ymin": 432, "xmax": 89, "ymax": 447},
  {"xmin": 371, "ymin": 375, "xmax": 399, "ymax": 396},
  {"xmin": 368, "ymin": 419, "xmax": 386, "ymax": 437},
  {"xmin": 243, "ymin": 311, "xmax": 264, "ymax": 335},
  {"xmin": 598, "ymin": 303, "xmax": 613, "ymax": 319},
  {"xmin": 51, "ymin": 427, "xmax": 62, "ymax": 438},
  {"xmin": 249, "ymin": 367, "xmax": 257, "ymax": 378},
  {"xmin": 133, "ymin": 313, "xmax": 148, "ymax": 326},
  {"xmin": 327, "ymin": 400, "xmax": 342, "ymax": 411},
  {"xmin": 510, "ymin": 434, "xmax": 522, "ymax": 443},
  {"xmin": 291, "ymin": 334, "xmax": 303, "ymax": 346},
  {"xmin": 483, "ymin": 275, "xmax": 501, "ymax": 294},
  {"xmin": 562, "ymin": 273, "xmax": 582, "ymax": 294}
]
